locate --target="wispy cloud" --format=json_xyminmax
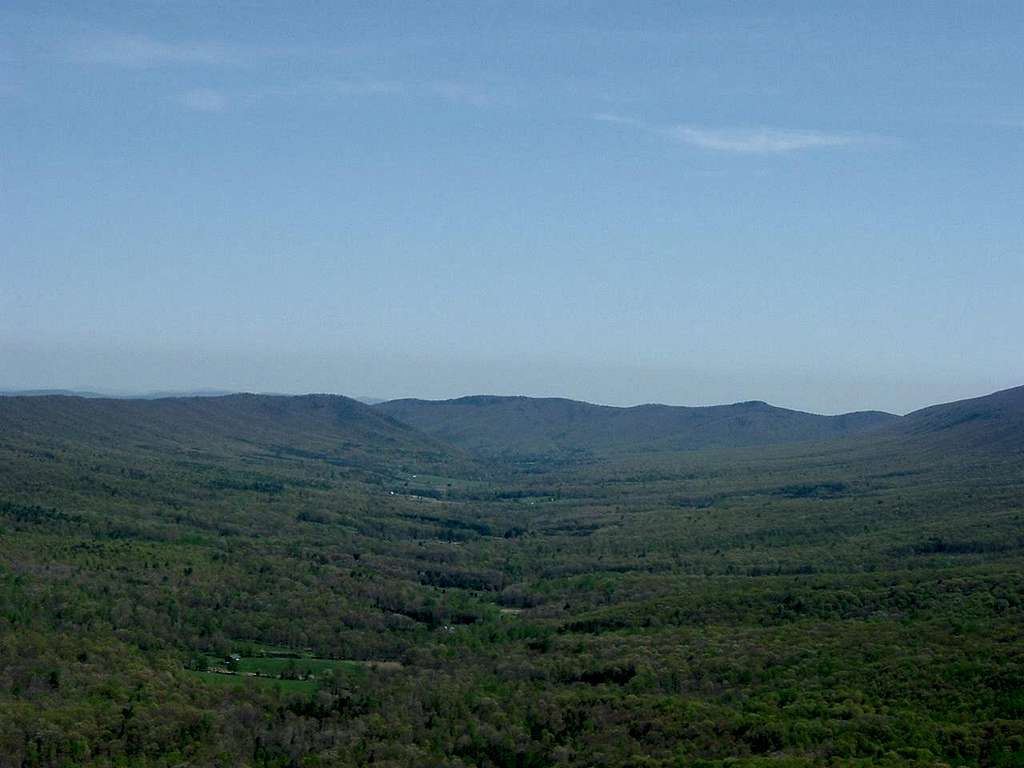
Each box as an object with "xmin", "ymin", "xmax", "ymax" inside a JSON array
[
  {"xmin": 333, "ymin": 80, "xmax": 405, "ymax": 97},
  {"xmin": 54, "ymin": 28, "xmax": 503, "ymax": 112},
  {"xmin": 595, "ymin": 113, "xmax": 867, "ymax": 154},
  {"xmin": 429, "ymin": 81, "xmax": 497, "ymax": 108},
  {"xmin": 592, "ymin": 112, "xmax": 643, "ymax": 127},
  {"xmin": 168, "ymin": 78, "xmax": 504, "ymax": 114},
  {"xmin": 177, "ymin": 88, "xmax": 226, "ymax": 112},
  {"xmin": 56, "ymin": 28, "xmax": 412, "ymax": 70},
  {"xmin": 255, "ymin": 80, "xmax": 406, "ymax": 100},
  {"xmin": 666, "ymin": 125, "xmax": 858, "ymax": 153},
  {"xmin": 66, "ymin": 31, "xmax": 231, "ymax": 67},
  {"xmin": 252, "ymin": 78, "xmax": 500, "ymax": 108}
]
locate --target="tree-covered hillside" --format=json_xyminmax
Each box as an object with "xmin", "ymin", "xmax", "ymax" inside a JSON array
[
  {"xmin": 1, "ymin": 389, "xmax": 1022, "ymax": 767},
  {"xmin": 375, "ymin": 395, "xmax": 897, "ymax": 461},
  {"xmin": 0, "ymin": 393, "xmax": 475, "ymax": 479}
]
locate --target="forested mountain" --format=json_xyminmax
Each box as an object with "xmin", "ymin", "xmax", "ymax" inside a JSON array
[
  {"xmin": 375, "ymin": 395, "xmax": 897, "ymax": 459},
  {"xmin": 1, "ymin": 386, "xmax": 1022, "ymax": 766},
  {"xmin": 0, "ymin": 393, "xmax": 473, "ymax": 476},
  {"xmin": 886, "ymin": 384, "xmax": 1024, "ymax": 453}
]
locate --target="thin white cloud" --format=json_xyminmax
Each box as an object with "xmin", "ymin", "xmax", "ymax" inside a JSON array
[
  {"xmin": 333, "ymin": 80, "xmax": 405, "ymax": 96},
  {"xmin": 596, "ymin": 113, "xmax": 866, "ymax": 154},
  {"xmin": 66, "ymin": 31, "xmax": 228, "ymax": 67},
  {"xmin": 592, "ymin": 112, "xmax": 643, "ymax": 127},
  {"xmin": 172, "ymin": 78, "xmax": 502, "ymax": 113},
  {"xmin": 177, "ymin": 88, "xmax": 226, "ymax": 112},
  {"xmin": 666, "ymin": 125, "xmax": 858, "ymax": 153},
  {"xmin": 256, "ymin": 80, "xmax": 405, "ymax": 99},
  {"xmin": 57, "ymin": 28, "xmax": 413, "ymax": 70},
  {"xmin": 430, "ymin": 81, "xmax": 499, "ymax": 108},
  {"xmin": 55, "ymin": 28, "xmax": 501, "ymax": 109},
  {"xmin": 253, "ymin": 79, "xmax": 498, "ymax": 108}
]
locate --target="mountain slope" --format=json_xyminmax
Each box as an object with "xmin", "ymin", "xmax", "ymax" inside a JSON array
[
  {"xmin": 0, "ymin": 393, "xmax": 472, "ymax": 475},
  {"xmin": 880, "ymin": 384, "xmax": 1024, "ymax": 454},
  {"xmin": 375, "ymin": 395, "xmax": 898, "ymax": 459}
]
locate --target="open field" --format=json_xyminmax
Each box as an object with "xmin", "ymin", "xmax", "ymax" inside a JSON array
[{"xmin": 185, "ymin": 670, "xmax": 319, "ymax": 694}]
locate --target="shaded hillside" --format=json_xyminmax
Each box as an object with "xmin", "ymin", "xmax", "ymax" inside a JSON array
[
  {"xmin": 879, "ymin": 384, "xmax": 1024, "ymax": 454},
  {"xmin": 376, "ymin": 395, "xmax": 897, "ymax": 459},
  {"xmin": 0, "ymin": 393, "xmax": 473, "ymax": 476}
]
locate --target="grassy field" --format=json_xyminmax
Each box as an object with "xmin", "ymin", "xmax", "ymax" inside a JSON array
[{"xmin": 186, "ymin": 670, "xmax": 319, "ymax": 694}]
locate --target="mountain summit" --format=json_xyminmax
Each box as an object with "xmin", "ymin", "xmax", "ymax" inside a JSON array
[{"xmin": 375, "ymin": 395, "xmax": 897, "ymax": 459}]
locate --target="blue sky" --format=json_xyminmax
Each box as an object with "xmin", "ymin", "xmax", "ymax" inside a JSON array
[{"xmin": 2, "ymin": 2, "xmax": 1022, "ymax": 413}]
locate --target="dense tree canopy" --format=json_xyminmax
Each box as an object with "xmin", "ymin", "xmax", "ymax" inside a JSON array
[{"xmin": 1, "ymin": 393, "xmax": 1022, "ymax": 766}]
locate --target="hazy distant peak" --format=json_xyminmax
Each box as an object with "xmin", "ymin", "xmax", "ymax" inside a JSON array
[{"xmin": 375, "ymin": 394, "xmax": 900, "ymax": 458}]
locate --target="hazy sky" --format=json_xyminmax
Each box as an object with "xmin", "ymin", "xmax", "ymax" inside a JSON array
[{"xmin": 2, "ymin": 2, "xmax": 1022, "ymax": 414}]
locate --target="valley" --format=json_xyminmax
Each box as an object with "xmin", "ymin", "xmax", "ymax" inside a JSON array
[{"xmin": 1, "ymin": 388, "xmax": 1023, "ymax": 766}]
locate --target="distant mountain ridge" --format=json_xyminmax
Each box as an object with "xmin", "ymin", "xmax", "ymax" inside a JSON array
[
  {"xmin": 0, "ymin": 388, "xmax": 110, "ymax": 398},
  {"xmin": 3, "ymin": 386, "xmax": 1020, "ymax": 467},
  {"xmin": 883, "ymin": 384, "xmax": 1024, "ymax": 453},
  {"xmin": 0, "ymin": 393, "xmax": 472, "ymax": 474},
  {"xmin": 375, "ymin": 394, "xmax": 899, "ymax": 458},
  {"xmin": 0, "ymin": 388, "xmax": 235, "ymax": 399}
]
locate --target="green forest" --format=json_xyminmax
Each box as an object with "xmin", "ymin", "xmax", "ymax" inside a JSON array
[{"xmin": 1, "ymin": 390, "xmax": 1022, "ymax": 767}]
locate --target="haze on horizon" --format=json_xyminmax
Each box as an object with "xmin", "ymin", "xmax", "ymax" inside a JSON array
[{"xmin": 2, "ymin": 2, "xmax": 1022, "ymax": 416}]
